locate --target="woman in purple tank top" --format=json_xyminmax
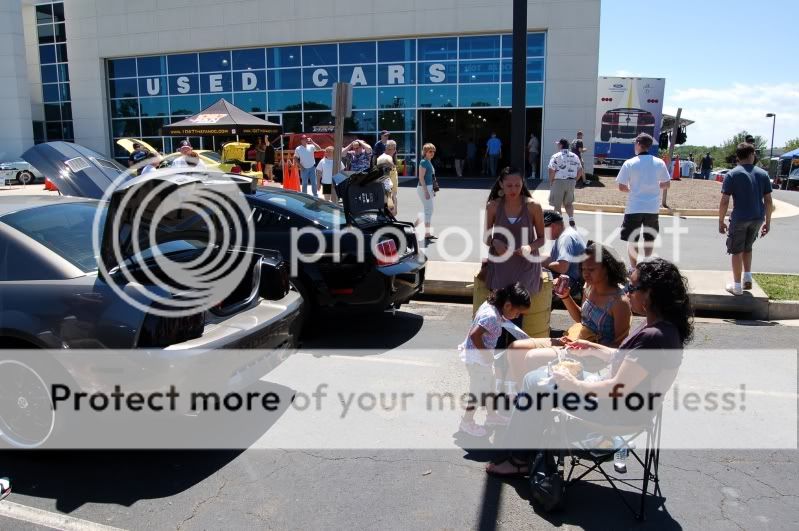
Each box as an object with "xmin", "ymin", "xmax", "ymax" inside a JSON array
[{"xmin": 484, "ymin": 167, "xmax": 546, "ymax": 296}]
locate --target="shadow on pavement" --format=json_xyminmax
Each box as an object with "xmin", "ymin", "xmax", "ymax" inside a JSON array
[
  {"xmin": 0, "ymin": 380, "xmax": 295, "ymax": 513},
  {"xmin": 300, "ymin": 308, "xmax": 424, "ymax": 351}
]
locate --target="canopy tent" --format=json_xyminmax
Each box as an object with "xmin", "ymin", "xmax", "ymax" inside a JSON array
[
  {"xmin": 160, "ymin": 98, "xmax": 282, "ymax": 136},
  {"xmin": 780, "ymin": 147, "xmax": 799, "ymax": 160}
]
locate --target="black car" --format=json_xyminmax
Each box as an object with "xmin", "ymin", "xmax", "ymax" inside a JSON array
[{"xmin": 22, "ymin": 142, "xmax": 426, "ymax": 328}]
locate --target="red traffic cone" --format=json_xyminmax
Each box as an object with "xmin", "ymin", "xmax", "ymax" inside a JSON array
[
  {"xmin": 671, "ymin": 155, "xmax": 681, "ymax": 181},
  {"xmin": 44, "ymin": 177, "xmax": 58, "ymax": 191}
]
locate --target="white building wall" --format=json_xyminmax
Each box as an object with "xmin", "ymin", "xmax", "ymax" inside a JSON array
[
  {"xmin": 0, "ymin": 0, "xmax": 34, "ymax": 159},
  {"xmin": 22, "ymin": 0, "xmax": 600, "ymax": 169}
]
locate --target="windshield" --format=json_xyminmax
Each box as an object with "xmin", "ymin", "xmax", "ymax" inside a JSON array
[
  {"xmin": 200, "ymin": 151, "xmax": 221, "ymax": 163},
  {"xmin": 256, "ymin": 191, "xmax": 345, "ymax": 229},
  {"xmin": 1, "ymin": 202, "xmax": 105, "ymax": 273}
]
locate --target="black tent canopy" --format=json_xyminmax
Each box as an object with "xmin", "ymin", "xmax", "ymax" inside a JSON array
[{"xmin": 160, "ymin": 98, "xmax": 282, "ymax": 136}]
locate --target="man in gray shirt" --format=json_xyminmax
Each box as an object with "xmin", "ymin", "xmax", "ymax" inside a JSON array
[{"xmin": 543, "ymin": 210, "xmax": 586, "ymax": 297}]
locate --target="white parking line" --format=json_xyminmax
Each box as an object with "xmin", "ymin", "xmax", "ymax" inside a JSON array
[
  {"xmin": 323, "ymin": 354, "xmax": 441, "ymax": 368},
  {"xmin": 0, "ymin": 501, "xmax": 125, "ymax": 531}
]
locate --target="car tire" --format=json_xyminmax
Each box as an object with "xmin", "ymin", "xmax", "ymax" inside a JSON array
[
  {"xmin": 291, "ymin": 278, "xmax": 317, "ymax": 338},
  {"xmin": 16, "ymin": 170, "xmax": 34, "ymax": 185}
]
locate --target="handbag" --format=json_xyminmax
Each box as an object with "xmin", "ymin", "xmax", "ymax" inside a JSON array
[{"xmin": 432, "ymin": 174, "xmax": 440, "ymax": 193}]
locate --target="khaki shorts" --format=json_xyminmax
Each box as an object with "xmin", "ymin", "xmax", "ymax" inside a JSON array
[
  {"xmin": 549, "ymin": 179, "xmax": 576, "ymax": 209},
  {"xmin": 726, "ymin": 219, "xmax": 761, "ymax": 254}
]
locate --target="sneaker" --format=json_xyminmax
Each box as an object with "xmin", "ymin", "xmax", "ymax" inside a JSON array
[
  {"xmin": 459, "ymin": 419, "xmax": 487, "ymax": 437},
  {"xmin": 0, "ymin": 477, "xmax": 10, "ymax": 501},
  {"xmin": 743, "ymin": 280, "xmax": 753, "ymax": 291},
  {"xmin": 485, "ymin": 412, "xmax": 511, "ymax": 427},
  {"xmin": 725, "ymin": 283, "xmax": 743, "ymax": 296}
]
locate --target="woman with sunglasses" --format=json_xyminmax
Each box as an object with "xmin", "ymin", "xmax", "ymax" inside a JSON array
[{"xmin": 487, "ymin": 258, "xmax": 692, "ymax": 477}]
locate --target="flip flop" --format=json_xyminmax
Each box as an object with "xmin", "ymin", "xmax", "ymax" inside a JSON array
[
  {"xmin": 0, "ymin": 477, "xmax": 11, "ymax": 501},
  {"xmin": 485, "ymin": 457, "xmax": 529, "ymax": 478}
]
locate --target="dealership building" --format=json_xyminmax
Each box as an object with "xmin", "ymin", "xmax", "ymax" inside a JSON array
[{"xmin": 3, "ymin": 0, "xmax": 600, "ymax": 172}]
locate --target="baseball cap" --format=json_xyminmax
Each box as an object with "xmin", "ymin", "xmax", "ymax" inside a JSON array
[
  {"xmin": 543, "ymin": 210, "xmax": 564, "ymax": 226},
  {"xmin": 558, "ymin": 138, "xmax": 570, "ymax": 149},
  {"xmin": 380, "ymin": 130, "xmax": 389, "ymax": 136},
  {"xmin": 179, "ymin": 140, "xmax": 192, "ymax": 149}
]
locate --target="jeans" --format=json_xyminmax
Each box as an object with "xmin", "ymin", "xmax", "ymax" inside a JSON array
[
  {"xmin": 416, "ymin": 184, "xmax": 434, "ymax": 225},
  {"xmin": 300, "ymin": 166, "xmax": 317, "ymax": 196},
  {"xmin": 701, "ymin": 169, "xmax": 710, "ymax": 180},
  {"xmin": 488, "ymin": 155, "xmax": 500, "ymax": 177}
]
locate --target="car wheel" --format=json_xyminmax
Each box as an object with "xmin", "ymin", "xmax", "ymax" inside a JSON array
[
  {"xmin": 16, "ymin": 170, "xmax": 34, "ymax": 185},
  {"xmin": 0, "ymin": 359, "xmax": 56, "ymax": 448}
]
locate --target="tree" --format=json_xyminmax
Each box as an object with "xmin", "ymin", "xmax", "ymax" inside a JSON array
[
  {"xmin": 784, "ymin": 137, "xmax": 799, "ymax": 152},
  {"xmin": 720, "ymin": 131, "xmax": 769, "ymax": 168}
]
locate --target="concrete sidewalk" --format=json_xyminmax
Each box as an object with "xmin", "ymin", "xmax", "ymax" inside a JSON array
[{"xmin": 422, "ymin": 260, "xmax": 795, "ymax": 320}]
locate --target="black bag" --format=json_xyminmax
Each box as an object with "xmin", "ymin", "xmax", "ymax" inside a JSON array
[
  {"xmin": 432, "ymin": 174, "xmax": 440, "ymax": 193},
  {"xmin": 529, "ymin": 450, "xmax": 565, "ymax": 512}
]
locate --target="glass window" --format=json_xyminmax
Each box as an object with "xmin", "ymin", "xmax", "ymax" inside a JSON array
[
  {"xmin": 110, "ymin": 99, "xmax": 139, "ymax": 119},
  {"xmin": 267, "ymin": 46, "xmax": 300, "ymax": 69},
  {"xmin": 52, "ymin": 2, "xmax": 65, "ymax": 23},
  {"xmin": 379, "ymin": 110, "xmax": 415, "ymax": 132},
  {"xmin": 46, "ymin": 121, "xmax": 63, "ymax": 141},
  {"xmin": 168, "ymin": 74, "xmax": 199, "ymax": 95},
  {"xmin": 500, "ymin": 59, "xmax": 513, "ymax": 83},
  {"xmin": 339, "ymin": 41, "xmax": 376, "ymax": 64},
  {"xmin": 54, "ymin": 23, "xmax": 66, "ymax": 43},
  {"xmin": 378, "ymin": 39, "xmax": 415, "ymax": 63},
  {"xmin": 233, "ymin": 92, "xmax": 266, "ymax": 113},
  {"xmin": 417, "ymin": 62, "xmax": 456, "ymax": 84},
  {"xmin": 233, "ymin": 48, "xmax": 265, "ymax": 71},
  {"xmin": 418, "ymin": 85, "xmax": 456, "ymax": 108},
  {"xmin": 44, "ymin": 103, "xmax": 61, "ymax": 121},
  {"xmin": 352, "ymin": 87, "xmax": 376, "ymax": 110},
  {"xmin": 112, "ymin": 118, "xmax": 140, "ymax": 138},
  {"xmin": 201, "ymin": 93, "xmax": 231, "ymax": 108},
  {"xmin": 303, "ymin": 112, "xmax": 335, "ymax": 131},
  {"xmin": 302, "ymin": 66, "xmax": 337, "ymax": 88},
  {"xmin": 526, "ymin": 83, "xmax": 543, "ymax": 107},
  {"xmin": 35, "ymin": 4, "xmax": 53, "ymax": 24},
  {"xmin": 302, "ymin": 44, "xmax": 336, "ymax": 66},
  {"xmin": 59, "ymin": 83, "xmax": 70, "ymax": 101},
  {"xmin": 199, "ymin": 51, "xmax": 231, "ymax": 72},
  {"xmin": 458, "ymin": 85, "xmax": 499, "ymax": 107},
  {"xmin": 458, "ymin": 60, "xmax": 502, "ymax": 84},
  {"xmin": 109, "ymin": 78, "xmax": 138, "ymax": 99},
  {"xmin": 139, "ymin": 76, "xmax": 167, "ymax": 97},
  {"xmin": 233, "ymin": 69, "xmax": 265, "ymax": 91},
  {"xmin": 33, "ymin": 121, "xmax": 45, "ymax": 143},
  {"xmin": 281, "ymin": 112, "xmax": 302, "ymax": 134},
  {"xmin": 500, "ymin": 34, "xmax": 512, "ymax": 58},
  {"xmin": 61, "ymin": 102, "xmax": 72, "ymax": 120},
  {"xmin": 268, "ymin": 91, "xmax": 302, "ymax": 112},
  {"xmin": 56, "ymin": 43, "xmax": 68, "ymax": 63},
  {"xmin": 267, "ymin": 68, "xmax": 301, "ymax": 90},
  {"xmin": 43, "ymin": 84, "xmax": 60, "ymax": 103},
  {"xmin": 459, "ymin": 36, "xmax": 500, "ymax": 59},
  {"xmin": 418, "ymin": 38, "xmax": 457, "ymax": 61},
  {"xmin": 302, "ymin": 89, "xmax": 332, "ymax": 110},
  {"xmin": 200, "ymin": 72, "xmax": 231, "ymax": 93},
  {"xmin": 500, "ymin": 83, "xmax": 512, "ymax": 107},
  {"xmin": 41, "ymin": 64, "xmax": 58, "ymax": 84},
  {"xmin": 502, "ymin": 33, "xmax": 546, "ymax": 59},
  {"xmin": 62, "ymin": 121, "xmax": 74, "ymax": 142},
  {"xmin": 39, "ymin": 45, "xmax": 56, "ymax": 64},
  {"xmin": 378, "ymin": 86, "xmax": 415, "ymax": 109},
  {"xmin": 377, "ymin": 63, "xmax": 415, "ymax": 86},
  {"xmin": 169, "ymin": 95, "xmax": 201, "ymax": 115},
  {"xmin": 141, "ymin": 118, "xmax": 167, "ymax": 137},
  {"xmin": 139, "ymin": 97, "xmax": 169, "ymax": 117},
  {"xmin": 340, "ymin": 65, "xmax": 374, "ymax": 87},
  {"xmin": 37, "ymin": 24, "xmax": 55, "ymax": 44},
  {"xmin": 391, "ymin": 133, "xmax": 416, "ymax": 156},
  {"xmin": 140, "ymin": 137, "xmax": 164, "ymax": 153},
  {"xmin": 57, "ymin": 64, "xmax": 69, "ymax": 83},
  {"xmin": 167, "ymin": 53, "xmax": 198, "ymax": 74},
  {"xmin": 527, "ymin": 58, "xmax": 544, "ymax": 82},
  {"xmin": 345, "ymin": 110, "xmax": 376, "ymax": 132},
  {"xmin": 137, "ymin": 56, "xmax": 167, "ymax": 77}
]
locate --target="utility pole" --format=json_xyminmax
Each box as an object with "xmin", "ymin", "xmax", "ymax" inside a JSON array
[
  {"xmin": 332, "ymin": 82, "xmax": 352, "ymax": 202},
  {"xmin": 510, "ymin": 0, "xmax": 527, "ymax": 171},
  {"xmin": 662, "ymin": 107, "xmax": 682, "ymax": 208}
]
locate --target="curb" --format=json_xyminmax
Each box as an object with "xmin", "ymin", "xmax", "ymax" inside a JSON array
[
  {"xmin": 768, "ymin": 300, "xmax": 799, "ymax": 321},
  {"xmin": 572, "ymin": 202, "xmax": 718, "ymax": 217}
]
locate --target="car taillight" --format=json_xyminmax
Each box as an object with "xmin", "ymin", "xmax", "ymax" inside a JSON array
[
  {"xmin": 375, "ymin": 239, "xmax": 398, "ymax": 266},
  {"xmin": 137, "ymin": 312, "xmax": 205, "ymax": 348}
]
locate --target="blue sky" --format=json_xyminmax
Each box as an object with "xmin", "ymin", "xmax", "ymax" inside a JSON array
[{"xmin": 599, "ymin": 0, "xmax": 798, "ymax": 148}]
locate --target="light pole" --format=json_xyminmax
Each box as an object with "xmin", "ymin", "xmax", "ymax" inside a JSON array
[{"xmin": 766, "ymin": 113, "xmax": 776, "ymax": 158}]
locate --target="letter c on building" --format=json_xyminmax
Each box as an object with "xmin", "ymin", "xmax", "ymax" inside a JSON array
[{"xmin": 312, "ymin": 68, "xmax": 329, "ymax": 87}]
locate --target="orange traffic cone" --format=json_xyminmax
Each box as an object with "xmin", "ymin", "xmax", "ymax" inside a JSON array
[
  {"xmin": 671, "ymin": 155, "xmax": 681, "ymax": 181},
  {"xmin": 44, "ymin": 177, "xmax": 58, "ymax": 191}
]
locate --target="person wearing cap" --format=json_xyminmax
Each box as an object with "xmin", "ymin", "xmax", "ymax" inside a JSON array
[
  {"xmin": 295, "ymin": 136, "xmax": 322, "ymax": 196},
  {"xmin": 542, "ymin": 210, "xmax": 586, "ymax": 299},
  {"xmin": 172, "ymin": 140, "xmax": 207, "ymax": 169},
  {"xmin": 547, "ymin": 138, "xmax": 584, "ymax": 226},
  {"xmin": 615, "ymin": 132, "xmax": 671, "ymax": 267},
  {"xmin": 373, "ymin": 131, "xmax": 389, "ymax": 162}
]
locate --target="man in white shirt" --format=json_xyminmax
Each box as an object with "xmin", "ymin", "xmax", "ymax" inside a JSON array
[
  {"xmin": 315, "ymin": 146, "xmax": 344, "ymax": 202},
  {"xmin": 615, "ymin": 133, "xmax": 671, "ymax": 267},
  {"xmin": 171, "ymin": 140, "xmax": 207, "ymax": 170},
  {"xmin": 548, "ymin": 138, "xmax": 584, "ymax": 226},
  {"xmin": 295, "ymin": 135, "xmax": 321, "ymax": 196}
]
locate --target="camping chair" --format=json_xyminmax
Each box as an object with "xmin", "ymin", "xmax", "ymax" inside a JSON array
[{"xmin": 552, "ymin": 405, "xmax": 664, "ymax": 521}]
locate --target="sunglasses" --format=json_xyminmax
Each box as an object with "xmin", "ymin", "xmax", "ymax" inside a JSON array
[{"xmin": 624, "ymin": 282, "xmax": 644, "ymax": 294}]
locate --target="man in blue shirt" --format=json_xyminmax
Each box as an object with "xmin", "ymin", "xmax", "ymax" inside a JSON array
[
  {"xmin": 543, "ymin": 210, "xmax": 586, "ymax": 298},
  {"xmin": 719, "ymin": 143, "xmax": 773, "ymax": 295},
  {"xmin": 486, "ymin": 133, "xmax": 502, "ymax": 177}
]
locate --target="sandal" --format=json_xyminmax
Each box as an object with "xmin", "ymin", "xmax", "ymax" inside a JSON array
[
  {"xmin": 485, "ymin": 456, "xmax": 529, "ymax": 478},
  {"xmin": 0, "ymin": 477, "xmax": 10, "ymax": 501}
]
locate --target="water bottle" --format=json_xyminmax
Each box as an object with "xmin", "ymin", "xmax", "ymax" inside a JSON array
[{"xmin": 613, "ymin": 436, "xmax": 628, "ymax": 474}]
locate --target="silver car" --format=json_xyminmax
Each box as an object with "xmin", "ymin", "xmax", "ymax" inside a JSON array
[{"xmin": 0, "ymin": 160, "xmax": 43, "ymax": 185}]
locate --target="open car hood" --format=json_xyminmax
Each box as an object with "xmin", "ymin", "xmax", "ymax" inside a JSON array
[
  {"xmin": 21, "ymin": 142, "xmax": 127, "ymax": 199},
  {"xmin": 115, "ymin": 137, "xmax": 161, "ymax": 155},
  {"xmin": 334, "ymin": 166, "xmax": 393, "ymax": 224}
]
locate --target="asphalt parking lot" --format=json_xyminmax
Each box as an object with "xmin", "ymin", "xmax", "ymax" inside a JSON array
[{"xmin": 1, "ymin": 303, "xmax": 797, "ymax": 530}]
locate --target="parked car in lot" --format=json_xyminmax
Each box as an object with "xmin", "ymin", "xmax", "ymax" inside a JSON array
[
  {"xmin": 1, "ymin": 143, "xmax": 302, "ymax": 448},
  {"xmin": 0, "ymin": 159, "xmax": 43, "ymax": 185},
  {"xmin": 710, "ymin": 168, "xmax": 729, "ymax": 183}
]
